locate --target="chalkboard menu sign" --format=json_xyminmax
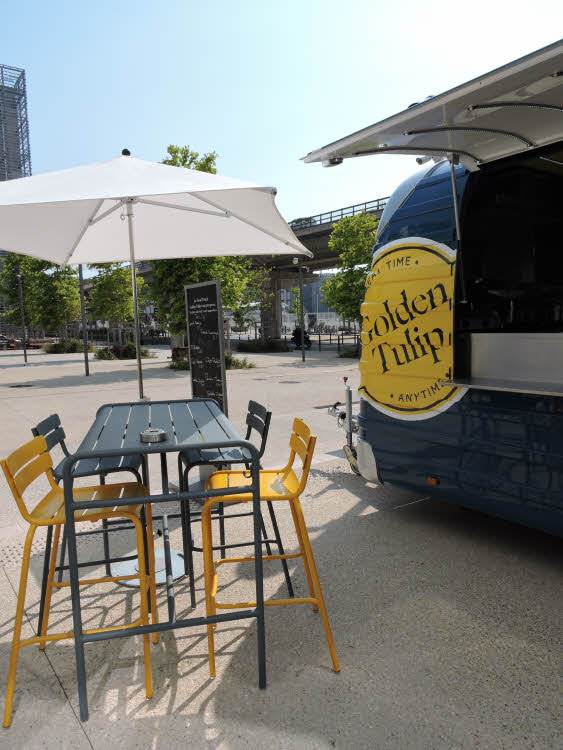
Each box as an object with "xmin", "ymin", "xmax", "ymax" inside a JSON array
[{"xmin": 185, "ymin": 280, "xmax": 228, "ymax": 415}]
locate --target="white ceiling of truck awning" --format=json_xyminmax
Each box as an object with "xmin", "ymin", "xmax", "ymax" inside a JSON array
[{"xmin": 303, "ymin": 40, "xmax": 563, "ymax": 171}]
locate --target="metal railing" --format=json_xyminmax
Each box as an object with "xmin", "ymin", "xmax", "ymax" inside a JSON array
[{"xmin": 289, "ymin": 196, "xmax": 389, "ymax": 231}]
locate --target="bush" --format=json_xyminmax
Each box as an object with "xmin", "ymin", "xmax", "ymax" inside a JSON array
[
  {"xmin": 225, "ymin": 353, "xmax": 255, "ymax": 370},
  {"xmin": 95, "ymin": 343, "xmax": 154, "ymax": 360},
  {"xmin": 94, "ymin": 347, "xmax": 118, "ymax": 360},
  {"xmin": 169, "ymin": 359, "xmax": 190, "ymax": 370},
  {"xmin": 43, "ymin": 339, "xmax": 93, "ymax": 354},
  {"xmin": 237, "ymin": 338, "xmax": 290, "ymax": 353},
  {"xmin": 339, "ymin": 347, "xmax": 360, "ymax": 359},
  {"xmin": 169, "ymin": 355, "xmax": 255, "ymax": 371}
]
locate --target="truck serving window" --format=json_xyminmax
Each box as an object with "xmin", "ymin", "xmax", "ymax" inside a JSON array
[{"xmin": 455, "ymin": 144, "xmax": 563, "ymax": 391}]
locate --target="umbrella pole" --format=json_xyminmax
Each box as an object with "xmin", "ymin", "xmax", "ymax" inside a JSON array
[
  {"xmin": 126, "ymin": 199, "xmax": 145, "ymax": 400},
  {"xmin": 78, "ymin": 264, "xmax": 90, "ymax": 376}
]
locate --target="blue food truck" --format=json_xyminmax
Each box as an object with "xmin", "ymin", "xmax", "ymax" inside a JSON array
[{"xmin": 305, "ymin": 40, "xmax": 563, "ymax": 536}]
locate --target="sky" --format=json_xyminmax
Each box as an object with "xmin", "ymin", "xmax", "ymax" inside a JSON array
[{"xmin": 2, "ymin": 1, "xmax": 562, "ymax": 223}]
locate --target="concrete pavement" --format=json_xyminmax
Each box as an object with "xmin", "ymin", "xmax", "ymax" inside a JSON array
[{"xmin": 0, "ymin": 346, "xmax": 560, "ymax": 749}]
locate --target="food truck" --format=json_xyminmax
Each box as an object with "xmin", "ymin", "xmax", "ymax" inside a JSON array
[{"xmin": 304, "ymin": 40, "xmax": 563, "ymax": 536}]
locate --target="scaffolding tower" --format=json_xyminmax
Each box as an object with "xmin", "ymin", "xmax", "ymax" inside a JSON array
[{"xmin": 0, "ymin": 64, "xmax": 31, "ymax": 182}]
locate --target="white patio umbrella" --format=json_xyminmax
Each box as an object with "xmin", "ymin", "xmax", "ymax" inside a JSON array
[{"xmin": 0, "ymin": 152, "xmax": 312, "ymax": 397}]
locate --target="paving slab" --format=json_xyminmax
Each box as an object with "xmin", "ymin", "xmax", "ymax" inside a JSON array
[{"xmin": 0, "ymin": 348, "xmax": 561, "ymax": 749}]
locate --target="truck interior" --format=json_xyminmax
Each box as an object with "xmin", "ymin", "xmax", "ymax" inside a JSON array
[
  {"xmin": 455, "ymin": 142, "xmax": 563, "ymax": 389},
  {"xmin": 459, "ymin": 142, "xmax": 563, "ymax": 333}
]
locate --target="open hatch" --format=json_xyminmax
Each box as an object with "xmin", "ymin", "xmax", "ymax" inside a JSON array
[{"xmin": 304, "ymin": 40, "xmax": 563, "ymax": 397}]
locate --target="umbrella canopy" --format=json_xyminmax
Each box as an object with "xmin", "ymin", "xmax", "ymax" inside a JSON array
[
  {"xmin": 0, "ymin": 154, "xmax": 311, "ymax": 397},
  {"xmin": 0, "ymin": 155, "xmax": 311, "ymax": 264}
]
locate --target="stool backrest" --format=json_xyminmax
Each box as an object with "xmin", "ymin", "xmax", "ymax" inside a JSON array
[
  {"xmin": 288, "ymin": 418, "xmax": 316, "ymax": 495},
  {"xmin": 244, "ymin": 400, "xmax": 271, "ymax": 459},
  {"xmin": 31, "ymin": 414, "xmax": 70, "ymax": 457},
  {"xmin": 1, "ymin": 435, "xmax": 57, "ymax": 523}
]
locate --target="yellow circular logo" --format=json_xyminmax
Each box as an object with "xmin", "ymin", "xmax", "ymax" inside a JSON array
[{"xmin": 359, "ymin": 237, "xmax": 466, "ymax": 420}]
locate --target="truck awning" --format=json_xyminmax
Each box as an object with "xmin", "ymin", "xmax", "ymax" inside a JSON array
[{"xmin": 303, "ymin": 40, "xmax": 563, "ymax": 171}]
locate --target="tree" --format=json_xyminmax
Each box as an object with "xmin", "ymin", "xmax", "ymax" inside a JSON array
[
  {"xmin": 150, "ymin": 145, "xmax": 264, "ymax": 336},
  {"xmin": 0, "ymin": 253, "xmax": 80, "ymax": 335},
  {"xmin": 321, "ymin": 212, "xmax": 379, "ymax": 325},
  {"xmin": 289, "ymin": 287, "xmax": 306, "ymax": 319},
  {"xmin": 231, "ymin": 265, "xmax": 272, "ymax": 329},
  {"xmin": 89, "ymin": 263, "xmax": 145, "ymax": 343},
  {"xmin": 162, "ymin": 144, "xmax": 218, "ymax": 173}
]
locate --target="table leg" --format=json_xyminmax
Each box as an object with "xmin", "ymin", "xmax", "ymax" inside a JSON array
[
  {"xmin": 141, "ymin": 455, "xmax": 150, "ymax": 493},
  {"xmin": 63, "ymin": 481, "xmax": 89, "ymax": 721},
  {"xmin": 160, "ymin": 453, "xmax": 169, "ymax": 495},
  {"xmin": 161, "ymin": 514, "xmax": 176, "ymax": 622}
]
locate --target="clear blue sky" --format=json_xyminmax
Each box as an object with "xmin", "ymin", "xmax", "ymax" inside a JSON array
[{"xmin": 2, "ymin": 1, "xmax": 562, "ymax": 222}]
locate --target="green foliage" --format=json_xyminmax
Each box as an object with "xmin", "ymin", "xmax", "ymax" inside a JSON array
[
  {"xmin": 151, "ymin": 255, "xmax": 254, "ymax": 335},
  {"xmin": 169, "ymin": 358, "xmax": 190, "ymax": 370},
  {"xmin": 231, "ymin": 265, "xmax": 272, "ymax": 329},
  {"xmin": 225, "ymin": 353, "xmax": 255, "ymax": 369},
  {"xmin": 339, "ymin": 347, "xmax": 361, "ymax": 359},
  {"xmin": 321, "ymin": 212, "xmax": 379, "ymax": 324},
  {"xmin": 0, "ymin": 254, "xmax": 81, "ymax": 332},
  {"xmin": 169, "ymin": 354, "xmax": 254, "ymax": 371},
  {"xmin": 289, "ymin": 287, "xmax": 306, "ymax": 318},
  {"xmin": 162, "ymin": 144, "xmax": 218, "ymax": 173},
  {"xmin": 89, "ymin": 263, "xmax": 145, "ymax": 325},
  {"xmin": 150, "ymin": 145, "xmax": 267, "ymax": 335},
  {"xmin": 237, "ymin": 338, "xmax": 290, "ymax": 353},
  {"xmin": 43, "ymin": 339, "xmax": 93, "ymax": 354},
  {"xmin": 94, "ymin": 347, "xmax": 117, "ymax": 360},
  {"xmin": 94, "ymin": 343, "xmax": 153, "ymax": 360}
]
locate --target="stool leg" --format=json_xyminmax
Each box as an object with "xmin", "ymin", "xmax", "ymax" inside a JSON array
[
  {"xmin": 39, "ymin": 524, "xmax": 61, "ymax": 650},
  {"xmin": 144, "ymin": 504, "xmax": 159, "ymax": 645},
  {"xmin": 266, "ymin": 501, "xmax": 294, "ymax": 598},
  {"xmin": 178, "ymin": 458, "xmax": 190, "ymax": 575},
  {"xmin": 57, "ymin": 525, "xmax": 67, "ymax": 584},
  {"xmin": 260, "ymin": 513, "xmax": 273, "ymax": 556},
  {"xmin": 218, "ymin": 502, "xmax": 226, "ymax": 560},
  {"xmin": 4, "ymin": 525, "xmax": 36, "ymax": 728},
  {"xmin": 288, "ymin": 499, "xmax": 318, "ymax": 611},
  {"xmin": 201, "ymin": 502, "xmax": 216, "ymax": 678},
  {"xmin": 290, "ymin": 498, "xmax": 340, "ymax": 673},
  {"xmin": 182, "ymin": 466, "xmax": 197, "ymax": 609},
  {"xmin": 37, "ymin": 525, "xmax": 53, "ymax": 636},
  {"xmin": 131, "ymin": 515, "xmax": 153, "ymax": 699},
  {"xmin": 99, "ymin": 475, "xmax": 112, "ymax": 577}
]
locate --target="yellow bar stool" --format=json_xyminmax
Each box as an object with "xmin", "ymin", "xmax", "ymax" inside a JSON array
[
  {"xmin": 200, "ymin": 418, "xmax": 340, "ymax": 677},
  {"xmin": 1, "ymin": 435, "xmax": 158, "ymax": 728}
]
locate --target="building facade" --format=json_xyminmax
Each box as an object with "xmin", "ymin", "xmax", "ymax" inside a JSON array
[{"xmin": 0, "ymin": 64, "xmax": 31, "ymax": 324}]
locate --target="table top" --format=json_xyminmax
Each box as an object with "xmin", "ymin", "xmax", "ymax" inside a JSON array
[{"xmin": 73, "ymin": 398, "xmax": 247, "ymax": 474}]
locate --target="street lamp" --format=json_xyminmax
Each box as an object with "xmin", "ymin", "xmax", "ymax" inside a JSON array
[
  {"xmin": 293, "ymin": 257, "xmax": 308, "ymax": 362},
  {"xmin": 78, "ymin": 264, "xmax": 90, "ymax": 376},
  {"xmin": 15, "ymin": 265, "xmax": 28, "ymax": 365}
]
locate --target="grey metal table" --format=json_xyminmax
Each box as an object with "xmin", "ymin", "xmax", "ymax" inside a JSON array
[{"xmin": 61, "ymin": 398, "xmax": 266, "ymax": 722}]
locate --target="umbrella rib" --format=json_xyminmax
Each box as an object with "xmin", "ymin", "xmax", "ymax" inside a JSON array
[
  {"xmin": 61, "ymin": 199, "xmax": 104, "ymax": 266},
  {"xmin": 89, "ymin": 200, "xmax": 126, "ymax": 225},
  {"xmin": 134, "ymin": 197, "xmax": 228, "ymax": 217},
  {"xmin": 191, "ymin": 192, "xmax": 311, "ymax": 255}
]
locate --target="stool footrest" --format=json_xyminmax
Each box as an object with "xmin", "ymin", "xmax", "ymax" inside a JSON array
[
  {"xmin": 53, "ymin": 572, "xmax": 148, "ymax": 588},
  {"xmin": 191, "ymin": 538, "xmax": 280, "ymax": 553},
  {"xmin": 216, "ymin": 552, "xmax": 302, "ymax": 566},
  {"xmin": 17, "ymin": 616, "xmax": 145, "ymax": 650},
  {"xmin": 216, "ymin": 597, "xmax": 318, "ymax": 609}
]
